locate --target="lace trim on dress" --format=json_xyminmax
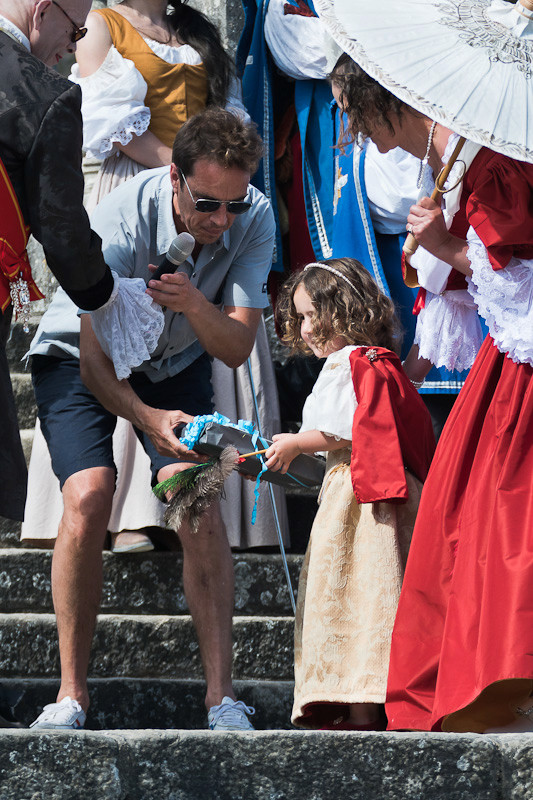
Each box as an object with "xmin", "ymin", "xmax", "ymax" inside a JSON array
[
  {"xmin": 97, "ymin": 110, "xmax": 151, "ymax": 158},
  {"xmin": 466, "ymin": 227, "xmax": 533, "ymax": 366},
  {"xmin": 414, "ymin": 289, "xmax": 484, "ymax": 372},
  {"xmin": 71, "ymin": 47, "xmax": 151, "ymax": 159}
]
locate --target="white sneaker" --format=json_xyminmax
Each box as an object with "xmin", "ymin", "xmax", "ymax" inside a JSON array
[
  {"xmin": 208, "ymin": 696, "xmax": 255, "ymax": 731},
  {"xmin": 30, "ymin": 697, "xmax": 86, "ymax": 730}
]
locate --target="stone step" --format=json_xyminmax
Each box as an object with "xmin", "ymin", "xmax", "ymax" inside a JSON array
[
  {"xmin": 0, "ymin": 549, "xmax": 301, "ymax": 616},
  {"xmin": 10, "ymin": 374, "xmax": 36, "ymax": 428},
  {"xmin": 0, "ymin": 613, "xmax": 294, "ymax": 681},
  {"xmin": 1, "ymin": 677, "xmax": 294, "ymax": 731},
  {"xmin": 0, "ymin": 729, "xmax": 528, "ymax": 800},
  {"xmin": 0, "ymin": 518, "xmax": 20, "ymax": 547},
  {"xmin": 5, "ymin": 316, "xmax": 39, "ymax": 370}
]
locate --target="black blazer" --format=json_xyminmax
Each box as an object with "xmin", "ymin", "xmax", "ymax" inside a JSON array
[{"xmin": 0, "ymin": 32, "xmax": 113, "ymax": 310}]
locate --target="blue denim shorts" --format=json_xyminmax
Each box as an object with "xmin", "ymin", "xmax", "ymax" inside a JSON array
[{"xmin": 32, "ymin": 353, "xmax": 213, "ymax": 488}]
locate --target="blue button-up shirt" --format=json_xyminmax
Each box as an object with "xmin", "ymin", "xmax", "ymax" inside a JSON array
[{"xmin": 29, "ymin": 166, "xmax": 274, "ymax": 382}]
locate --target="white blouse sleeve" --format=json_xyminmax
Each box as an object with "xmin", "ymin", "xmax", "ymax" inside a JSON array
[
  {"xmin": 70, "ymin": 47, "xmax": 150, "ymax": 160},
  {"xmin": 364, "ymin": 141, "xmax": 421, "ymax": 236},
  {"xmin": 300, "ymin": 348, "xmax": 357, "ymax": 441},
  {"xmin": 225, "ymin": 76, "xmax": 251, "ymax": 123},
  {"xmin": 414, "ymin": 289, "xmax": 484, "ymax": 373},
  {"xmin": 466, "ymin": 226, "xmax": 533, "ymax": 366},
  {"xmin": 264, "ymin": 0, "xmax": 341, "ymax": 80}
]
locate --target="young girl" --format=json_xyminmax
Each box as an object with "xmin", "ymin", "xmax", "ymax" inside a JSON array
[{"xmin": 266, "ymin": 258, "xmax": 435, "ymax": 730}]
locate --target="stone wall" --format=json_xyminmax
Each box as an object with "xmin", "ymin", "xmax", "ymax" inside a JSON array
[{"xmin": 30, "ymin": 0, "xmax": 245, "ymax": 311}]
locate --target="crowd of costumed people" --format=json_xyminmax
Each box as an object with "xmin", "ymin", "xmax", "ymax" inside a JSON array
[{"xmin": 0, "ymin": 0, "xmax": 531, "ymax": 735}]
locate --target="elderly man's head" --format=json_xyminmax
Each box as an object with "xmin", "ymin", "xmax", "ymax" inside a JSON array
[
  {"xmin": 170, "ymin": 108, "xmax": 264, "ymax": 245},
  {"xmin": 0, "ymin": 0, "xmax": 91, "ymax": 65}
]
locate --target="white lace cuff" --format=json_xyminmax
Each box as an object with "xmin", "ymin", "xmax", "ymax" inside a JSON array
[
  {"xmin": 414, "ymin": 289, "xmax": 484, "ymax": 372},
  {"xmin": 466, "ymin": 227, "xmax": 533, "ymax": 366},
  {"xmin": 88, "ymin": 272, "xmax": 165, "ymax": 380},
  {"xmin": 70, "ymin": 48, "xmax": 150, "ymax": 159}
]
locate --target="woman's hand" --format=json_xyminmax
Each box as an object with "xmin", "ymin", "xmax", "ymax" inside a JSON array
[
  {"xmin": 407, "ymin": 197, "xmax": 451, "ymax": 256},
  {"xmin": 265, "ymin": 433, "xmax": 302, "ymax": 474},
  {"xmin": 407, "ymin": 197, "xmax": 472, "ymax": 275}
]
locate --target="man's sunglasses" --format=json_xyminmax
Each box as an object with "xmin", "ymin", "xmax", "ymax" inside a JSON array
[
  {"xmin": 52, "ymin": 0, "xmax": 88, "ymax": 43},
  {"xmin": 180, "ymin": 170, "xmax": 252, "ymax": 215}
]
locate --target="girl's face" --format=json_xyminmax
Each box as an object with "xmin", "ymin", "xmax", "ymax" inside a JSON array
[{"xmin": 293, "ymin": 284, "xmax": 347, "ymax": 358}]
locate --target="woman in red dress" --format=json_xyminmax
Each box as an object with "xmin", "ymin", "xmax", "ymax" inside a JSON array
[{"xmin": 331, "ymin": 55, "xmax": 533, "ymax": 733}]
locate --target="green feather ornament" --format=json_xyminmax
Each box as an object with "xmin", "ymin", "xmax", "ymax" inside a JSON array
[{"xmin": 153, "ymin": 445, "xmax": 239, "ymax": 534}]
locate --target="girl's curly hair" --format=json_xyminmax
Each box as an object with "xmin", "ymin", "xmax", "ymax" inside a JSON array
[
  {"xmin": 276, "ymin": 258, "xmax": 403, "ymax": 356},
  {"xmin": 330, "ymin": 53, "xmax": 413, "ymax": 151}
]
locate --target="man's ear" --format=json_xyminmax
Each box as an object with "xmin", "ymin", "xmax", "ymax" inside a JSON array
[
  {"xmin": 32, "ymin": 0, "xmax": 52, "ymax": 32},
  {"xmin": 169, "ymin": 163, "xmax": 180, "ymax": 192}
]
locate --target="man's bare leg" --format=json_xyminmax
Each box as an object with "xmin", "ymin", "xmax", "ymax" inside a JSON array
[
  {"xmin": 157, "ymin": 465, "xmax": 235, "ymax": 710},
  {"xmin": 52, "ymin": 466, "xmax": 115, "ymax": 712},
  {"xmin": 180, "ymin": 503, "xmax": 235, "ymax": 710}
]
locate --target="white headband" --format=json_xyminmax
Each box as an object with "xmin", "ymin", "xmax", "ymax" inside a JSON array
[{"xmin": 304, "ymin": 262, "xmax": 363, "ymax": 301}]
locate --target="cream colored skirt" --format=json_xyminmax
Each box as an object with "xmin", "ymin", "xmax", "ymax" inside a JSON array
[
  {"xmin": 291, "ymin": 450, "xmax": 422, "ymax": 727},
  {"xmin": 21, "ymin": 153, "xmax": 288, "ymax": 549}
]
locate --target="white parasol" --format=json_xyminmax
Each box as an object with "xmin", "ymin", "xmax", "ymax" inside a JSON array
[{"xmin": 314, "ymin": 0, "xmax": 533, "ymax": 163}]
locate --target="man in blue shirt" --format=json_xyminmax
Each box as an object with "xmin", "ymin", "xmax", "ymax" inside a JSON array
[{"xmin": 29, "ymin": 109, "xmax": 274, "ymax": 732}]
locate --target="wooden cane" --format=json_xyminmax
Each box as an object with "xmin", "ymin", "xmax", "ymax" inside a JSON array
[{"xmin": 403, "ymin": 136, "xmax": 467, "ymax": 256}]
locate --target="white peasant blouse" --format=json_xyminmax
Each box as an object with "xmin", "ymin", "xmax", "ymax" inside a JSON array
[
  {"xmin": 70, "ymin": 38, "xmax": 249, "ymax": 160},
  {"xmin": 300, "ymin": 345, "xmax": 359, "ymax": 443}
]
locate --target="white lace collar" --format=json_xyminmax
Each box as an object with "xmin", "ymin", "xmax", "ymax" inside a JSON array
[{"xmin": 0, "ymin": 14, "xmax": 30, "ymax": 51}]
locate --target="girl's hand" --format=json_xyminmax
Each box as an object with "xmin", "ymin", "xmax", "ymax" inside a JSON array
[{"xmin": 265, "ymin": 433, "xmax": 301, "ymax": 474}]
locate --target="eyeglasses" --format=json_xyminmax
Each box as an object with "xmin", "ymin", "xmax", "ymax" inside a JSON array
[
  {"xmin": 179, "ymin": 170, "xmax": 252, "ymax": 215},
  {"xmin": 52, "ymin": 1, "xmax": 88, "ymax": 43}
]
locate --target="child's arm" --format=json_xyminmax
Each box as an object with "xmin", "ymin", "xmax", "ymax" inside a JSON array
[{"xmin": 264, "ymin": 430, "xmax": 350, "ymax": 474}]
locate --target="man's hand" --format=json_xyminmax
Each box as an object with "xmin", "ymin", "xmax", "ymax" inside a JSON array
[
  {"xmin": 138, "ymin": 408, "xmax": 202, "ymax": 460},
  {"xmin": 145, "ymin": 265, "xmax": 263, "ymax": 367},
  {"xmin": 265, "ymin": 433, "xmax": 302, "ymax": 474},
  {"xmin": 146, "ymin": 270, "xmax": 203, "ymax": 314}
]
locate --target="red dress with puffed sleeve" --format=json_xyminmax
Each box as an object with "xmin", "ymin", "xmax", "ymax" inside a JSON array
[{"xmin": 385, "ymin": 148, "xmax": 533, "ymax": 733}]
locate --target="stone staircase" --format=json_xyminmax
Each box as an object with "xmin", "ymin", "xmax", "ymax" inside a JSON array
[{"xmin": 1, "ymin": 319, "xmax": 533, "ymax": 799}]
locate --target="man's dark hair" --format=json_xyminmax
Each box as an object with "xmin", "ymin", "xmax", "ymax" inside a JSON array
[{"xmin": 172, "ymin": 108, "xmax": 263, "ymax": 178}]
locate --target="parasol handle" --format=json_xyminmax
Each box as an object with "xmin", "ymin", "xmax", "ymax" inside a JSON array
[
  {"xmin": 519, "ymin": 0, "xmax": 533, "ymax": 11},
  {"xmin": 403, "ymin": 136, "xmax": 467, "ymax": 256}
]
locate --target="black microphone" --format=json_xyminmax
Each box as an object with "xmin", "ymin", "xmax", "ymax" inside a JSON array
[{"xmin": 148, "ymin": 232, "xmax": 195, "ymax": 284}]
